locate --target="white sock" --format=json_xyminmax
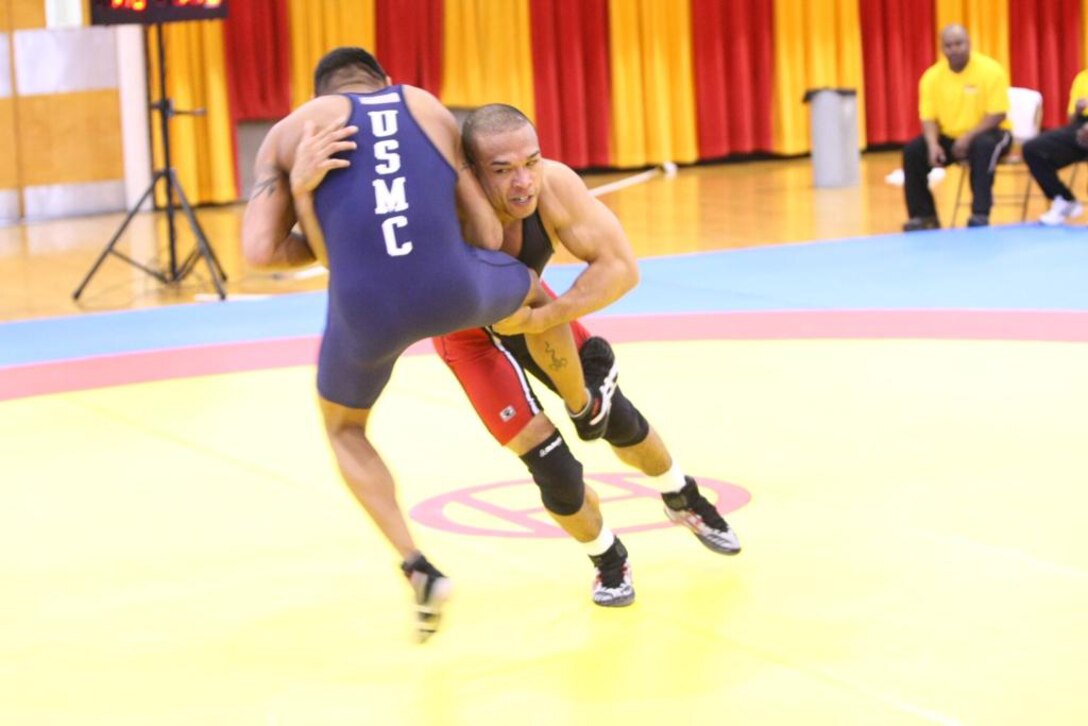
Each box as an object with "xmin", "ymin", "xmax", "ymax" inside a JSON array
[
  {"xmin": 647, "ymin": 461, "xmax": 686, "ymax": 494},
  {"xmin": 581, "ymin": 527, "xmax": 616, "ymax": 557}
]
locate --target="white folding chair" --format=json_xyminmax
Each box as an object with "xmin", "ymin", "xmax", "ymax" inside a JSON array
[{"xmin": 950, "ymin": 86, "xmax": 1043, "ymax": 226}]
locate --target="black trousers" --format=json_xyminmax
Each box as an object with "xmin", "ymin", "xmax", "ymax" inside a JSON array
[
  {"xmin": 902, "ymin": 128, "xmax": 1012, "ymax": 219},
  {"xmin": 1022, "ymin": 123, "xmax": 1088, "ymax": 201}
]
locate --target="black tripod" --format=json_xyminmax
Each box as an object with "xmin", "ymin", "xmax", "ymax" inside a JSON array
[{"xmin": 74, "ymin": 23, "xmax": 227, "ymax": 301}]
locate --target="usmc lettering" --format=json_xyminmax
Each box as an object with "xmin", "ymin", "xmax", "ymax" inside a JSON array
[{"xmin": 367, "ymin": 105, "xmax": 412, "ymax": 256}]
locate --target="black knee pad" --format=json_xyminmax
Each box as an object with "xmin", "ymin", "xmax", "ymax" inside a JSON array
[
  {"xmin": 519, "ymin": 431, "xmax": 585, "ymax": 516},
  {"xmin": 603, "ymin": 387, "xmax": 650, "ymax": 448}
]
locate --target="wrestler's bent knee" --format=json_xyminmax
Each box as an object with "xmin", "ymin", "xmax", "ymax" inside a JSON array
[
  {"xmin": 519, "ymin": 430, "xmax": 585, "ymax": 515},
  {"xmin": 603, "ymin": 387, "xmax": 650, "ymax": 448}
]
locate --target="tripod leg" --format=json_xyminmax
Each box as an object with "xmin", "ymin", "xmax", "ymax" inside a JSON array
[
  {"xmin": 182, "ymin": 195, "xmax": 228, "ymax": 281},
  {"xmin": 177, "ymin": 221, "xmax": 228, "ymax": 282},
  {"xmin": 169, "ymin": 170, "xmax": 227, "ymax": 299},
  {"xmin": 73, "ymin": 173, "xmax": 167, "ymax": 300}
]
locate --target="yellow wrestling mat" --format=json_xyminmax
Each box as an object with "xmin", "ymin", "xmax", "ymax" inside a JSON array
[{"xmin": 2, "ymin": 339, "xmax": 1086, "ymax": 725}]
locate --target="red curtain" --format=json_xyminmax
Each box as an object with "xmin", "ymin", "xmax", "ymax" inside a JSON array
[
  {"xmin": 1009, "ymin": 0, "xmax": 1083, "ymax": 130},
  {"xmin": 859, "ymin": 0, "xmax": 935, "ymax": 145},
  {"xmin": 528, "ymin": 0, "xmax": 611, "ymax": 169},
  {"xmin": 690, "ymin": 0, "xmax": 774, "ymax": 158},
  {"xmin": 223, "ymin": 0, "xmax": 291, "ymax": 121},
  {"xmin": 375, "ymin": 0, "xmax": 443, "ymax": 95}
]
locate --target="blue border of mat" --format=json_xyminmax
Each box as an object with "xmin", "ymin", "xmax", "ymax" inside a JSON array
[{"xmin": 1, "ymin": 225, "xmax": 1085, "ymax": 367}]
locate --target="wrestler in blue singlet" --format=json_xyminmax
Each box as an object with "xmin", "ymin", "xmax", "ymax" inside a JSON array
[{"xmin": 313, "ymin": 86, "xmax": 531, "ymax": 408}]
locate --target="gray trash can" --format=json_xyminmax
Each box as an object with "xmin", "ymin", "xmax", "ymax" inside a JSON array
[{"xmin": 803, "ymin": 88, "xmax": 860, "ymax": 188}]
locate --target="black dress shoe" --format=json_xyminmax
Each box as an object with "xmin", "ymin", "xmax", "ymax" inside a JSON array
[{"xmin": 967, "ymin": 214, "xmax": 990, "ymax": 227}]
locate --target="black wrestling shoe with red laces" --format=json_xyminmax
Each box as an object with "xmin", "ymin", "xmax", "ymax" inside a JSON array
[
  {"xmin": 662, "ymin": 477, "xmax": 742, "ymax": 555},
  {"xmin": 589, "ymin": 538, "xmax": 635, "ymax": 607}
]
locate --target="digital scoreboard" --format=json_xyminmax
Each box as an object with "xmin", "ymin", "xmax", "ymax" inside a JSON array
[{"xmin": 90, "ymin": 0, "xmax": 229, "ymax": 25}]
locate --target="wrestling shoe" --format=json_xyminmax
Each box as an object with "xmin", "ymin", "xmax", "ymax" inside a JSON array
[
  {"xmin": 569, "ymin": 336, "xmax": 619, "ymax": 441},
  {"xmin": 401, "ymin": 553, "xmax": 452, "ymax": 643},
  {"xmin": 662, "ymin": 477, "xmax": 741, "ymax": 555},
  {"xmin": 589, "ymin": 538, "xmax": 635, "ymax": 607}
]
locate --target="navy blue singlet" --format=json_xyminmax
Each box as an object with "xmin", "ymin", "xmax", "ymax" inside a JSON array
[{"xmin": 313, "ymin": 86, "xmax": 531, "ymax": 408}]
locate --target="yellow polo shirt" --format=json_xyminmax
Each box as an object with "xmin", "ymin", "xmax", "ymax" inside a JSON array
[
  {"xmin": 1067, "ymin": 69, "xmax": 1088, "ymax": 117},
  {"xmin": 918, "ymin": 52, "xmax": 1011, "ymax": 138}
]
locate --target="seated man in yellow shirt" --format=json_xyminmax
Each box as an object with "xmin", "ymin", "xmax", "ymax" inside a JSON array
[
  {"xmin": 1023, "ymin": 69, "xmax": 1088, "ymax": 226},
  {"xmin": 902, "ymin": 24, "xmax": 1012, "ymax": 231}
]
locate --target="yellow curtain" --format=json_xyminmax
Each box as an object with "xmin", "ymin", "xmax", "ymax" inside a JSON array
[
  {"xmin": 441, "ymin": 0, "xmax": 535, "ymax": 119},
  {"xmin": 607, "ymin": 0, "xmax": 698, "ymax": 168},
  {"xmin": 147, "ymin": 22, "xmax": 236, "ymax": 205},
  {"xmin": 934, "ymin": 0, "xmax": 1009, "ymax": 71},
  {"xmin": 286, "ymin": 0, "xmax": 375, "ymax": 109},
  {"xmin": 1083, "ymin": 0, "xmax": 1088, "ymax": 66},
  {"xmin": 772, "ymin": 0, "xmax": 866, "ymax": 155}
]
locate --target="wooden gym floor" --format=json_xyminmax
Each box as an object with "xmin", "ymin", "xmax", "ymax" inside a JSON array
[
  {"xmin": 0, "ymin": 149, "xmax": 1069, "ymax": 323},
  {"xmin": 1, "ymin": 150, "xmax": 1086, "ymax": 725}
]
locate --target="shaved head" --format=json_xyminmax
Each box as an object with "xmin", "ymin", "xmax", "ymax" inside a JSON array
[
  {"xmin": 462, "ymin": 104, "xmax": 535, "ymax": 164},
  {"xmin": 941, "ymin": 24, "xmax": 968, "ymax": 44},
  {"xmin": 940, "ymin": 24, "xmax": 971, "ymax": 71}
]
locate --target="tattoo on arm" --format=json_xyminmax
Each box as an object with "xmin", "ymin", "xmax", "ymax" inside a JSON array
[
  {"xmin": 251, "ymin": 165, "xmax": 281, "ymax": 199},
  {"xmin": 251, "ymin": 175, "xmax": 278, "ymax": 199},
  {"xmin": 543, "ymin": 342, "xmax": 568, "ymax": 372},
  {"xmin": 251, "ymin": 177, "xmax": 278, "ymax": 199}
]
